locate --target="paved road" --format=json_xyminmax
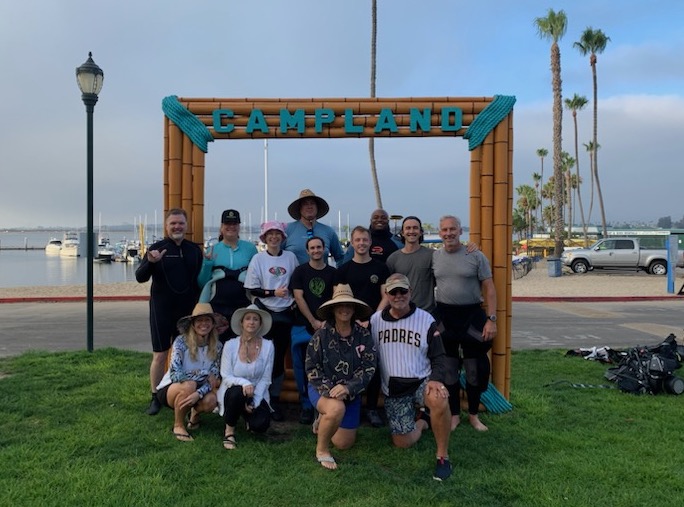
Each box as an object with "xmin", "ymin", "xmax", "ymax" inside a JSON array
[{"xmin": 1, "ymin": 299, "xmax": 682, "ymax": 358}]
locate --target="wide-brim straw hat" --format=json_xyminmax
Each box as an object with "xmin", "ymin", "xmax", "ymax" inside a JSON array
[
  {"xmin": 316, "ymin": 284, "xmax": 372, "ymax": 321},
  {"xmin": 177, "ymin": 302, "xmax": 228, "ymax": 334},
  {"xmin": 230, "ymin": 304, "xmax": 272, "ymax": 337},
  {"xmin": 287, "ymin": 189, "xmax": 330, "ymax": 220}
]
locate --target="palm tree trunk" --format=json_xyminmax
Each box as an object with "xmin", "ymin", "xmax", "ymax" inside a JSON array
[
  {"xmin": 591, "ymin": 55, "xmax": 607, "ymax": 236},
  {"xmin": 368, "ymin": 0, "xmax": 382, "ymax": 208},
  {"xmin": 551, "ymin": 42, "xmax": 564, "ymax": 256}
]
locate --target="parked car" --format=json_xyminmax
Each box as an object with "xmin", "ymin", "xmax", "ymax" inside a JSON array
[{"xmin": 560, "ymin": 237, "xmax": 684, "ymax": 275}]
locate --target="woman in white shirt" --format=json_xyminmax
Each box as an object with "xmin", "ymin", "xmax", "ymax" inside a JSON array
[{"xmin": 216, "ymin": 304, "xmax": 274, "ymax": 450}]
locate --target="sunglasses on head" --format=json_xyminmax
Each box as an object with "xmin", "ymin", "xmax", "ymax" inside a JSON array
[{"xmin": 388, "ymin": 288, "xmax": 409, "ymax": 296}]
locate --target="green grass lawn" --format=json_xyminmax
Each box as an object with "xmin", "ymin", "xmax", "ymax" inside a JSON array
[{"xmin": 1, "ymin": 348, "xmax": 683, "ymax": 507}]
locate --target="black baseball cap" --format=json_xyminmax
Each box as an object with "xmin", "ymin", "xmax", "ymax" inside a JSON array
[{"xmin": 221, "ymin": 209, "xmax": 241, "ymax": 224}]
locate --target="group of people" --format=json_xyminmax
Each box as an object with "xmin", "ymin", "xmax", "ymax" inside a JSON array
[{"xmin": 136, "ymin": 189, "xmax": 499, "ymax": 482}]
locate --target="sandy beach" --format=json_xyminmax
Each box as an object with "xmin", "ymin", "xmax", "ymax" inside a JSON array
[{"xmin": 0, "ymin": 261, "xmax": 682, "ymax": 300}]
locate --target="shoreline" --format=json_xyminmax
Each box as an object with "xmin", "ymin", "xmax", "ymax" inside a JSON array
[{"xmin": 1, "ymin": 262, "xmax": 682, "ymax": 302}]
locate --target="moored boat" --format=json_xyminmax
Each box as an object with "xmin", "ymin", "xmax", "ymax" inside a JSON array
[
  {"xmin": 45, "ymin": 238, "xmax": 62, "ymax": 255},
  {"xmin": 59, "ymin": 232, "xmax": 80, "ymax": 257}
]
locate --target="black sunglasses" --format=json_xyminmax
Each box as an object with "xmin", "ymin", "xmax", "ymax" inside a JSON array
[
  {"xmin": 388, "ymin": 288, "xmax": 409, "ymax": 296},
  {"xmin": 306, "ymin": 228, "xmax": 314, "ymax": 237}
]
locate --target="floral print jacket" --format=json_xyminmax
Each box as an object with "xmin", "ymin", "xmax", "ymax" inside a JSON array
[{"xmin": 305, "ymin": 321, "xmax": 377, "ymax": 400}]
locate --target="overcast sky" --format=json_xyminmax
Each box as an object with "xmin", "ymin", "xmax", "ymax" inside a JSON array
[{"xmin": 1, "ymin": 1, "xmax": 682, "ymax": 232}]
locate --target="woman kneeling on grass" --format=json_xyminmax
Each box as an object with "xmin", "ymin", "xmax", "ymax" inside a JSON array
[
  {"xmin": 156, "ymin": 303, "xmax": 224, "ymax": 442},
  {"xmin": 216, "ymin": 304, "xmax": 274, "ymax": 450},
  {"xmin": 305, "ymin": 285, "xmax": 377, "ymax": 470}
]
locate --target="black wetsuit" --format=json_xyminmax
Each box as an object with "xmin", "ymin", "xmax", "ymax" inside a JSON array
[{"xmin": 136, "ymin": 238, "xmax": 203, "ymax": 352}]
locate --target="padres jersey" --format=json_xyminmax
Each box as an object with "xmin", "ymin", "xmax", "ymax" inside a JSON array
[{"xmin": 370, "ymin": 304, "xmax": 440, "ymax": 397}]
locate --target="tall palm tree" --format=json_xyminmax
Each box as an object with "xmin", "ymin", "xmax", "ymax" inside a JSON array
[
  {"xmin": 368, "ymin": 0, "xmax": 383, "ymax": 208},
  {"xmin": 583, "ymin": 140, "xmax": 600, "ymax": 225},
  {"xmin": 560, "ymin": 151, "xmax": 576, "ymax": 237},
  {"xmin": 564, "ymin": 93, "xmax": 589, "ymax": 244},
  {"xmin": 574, "ymin": 28, "xmax": 610, "ymax": 237},
  {"xmin": 535, "ymin": 148, "xmax": 548, "ymax": 230},
  {"xmin": 532, "ymin": 172, "xmax": 542, "ymax": 232},
  {"xmin": 535, "ymin": 9, "xmax": 567, "ymax": 256}
]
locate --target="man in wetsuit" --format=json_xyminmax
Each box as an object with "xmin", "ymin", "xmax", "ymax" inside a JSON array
[{"xmin": 136, "ymin": 208, "xmax": 203, "ymax": 415}]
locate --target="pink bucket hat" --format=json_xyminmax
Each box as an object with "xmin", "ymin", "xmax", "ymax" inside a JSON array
[{"xmin": 259, "ymin": 220, "xmax": 288, "ymax": 243}]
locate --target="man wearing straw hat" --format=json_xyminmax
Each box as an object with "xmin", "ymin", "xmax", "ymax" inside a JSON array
[
  {"xmin": 433, "ymin": 215, "xmax": 498, "ymax": 433},
  {"xmin": 283, "ymin": 189, "xmax": 344, "ymax": 265},
  {"xmin": 369, "ymin": 273, "xmax": 452, "ymax": 481}
]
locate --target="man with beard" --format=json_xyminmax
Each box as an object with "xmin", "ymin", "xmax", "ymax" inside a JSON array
[
  {"xmin": 340, "ymin": 209, "xmax": 402, "ymax": 265},
  {"xmin": 289, "ymin": 236, "xmax": 336, "ymax": 424},
  {"xmin": 136, "ymin": 208, "xmax": 203, "ymax": 416}
]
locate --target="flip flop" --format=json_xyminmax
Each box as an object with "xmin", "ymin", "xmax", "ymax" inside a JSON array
[
  {"xmin": 172, "ymin": 430, "xmax": 194, "ymax": 442},
  {"xmin": 316, "ymin": 455, "xmax": 337, "ymax": 470},
  {"xmin": 223, "ymin": 434, "xmax": 237, "ymax": 450}
]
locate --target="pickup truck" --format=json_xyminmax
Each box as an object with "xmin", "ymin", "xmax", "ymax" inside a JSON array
[{"xmin": 560, "ymin": 237, "xmax": 684, "ymax": 275}]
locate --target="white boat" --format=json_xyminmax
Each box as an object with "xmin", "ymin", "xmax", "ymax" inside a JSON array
[
  {"xmin": 59, "ymin": 232, "xmax": 80, "ymax": 257},
  {"xmin": 97, "ymin": 237, "xmax": 116, "ymax": 262},
  {"xmin": 45, "ymin": 238, "xmax": 62, "ymax": 255}
]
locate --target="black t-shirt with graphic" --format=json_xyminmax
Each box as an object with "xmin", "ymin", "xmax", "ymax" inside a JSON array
[
  {"xmin": 334, "ymin": 259, "xmax": 390, "ymax": 313},
  {"xmin": 289, "ymin": 262, "xmax": 336, "ymax": 333}
]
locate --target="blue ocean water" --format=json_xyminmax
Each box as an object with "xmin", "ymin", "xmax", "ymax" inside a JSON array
[{"xmin": 0, "ymin": 230, "xmax": 146, "ymax": 288}]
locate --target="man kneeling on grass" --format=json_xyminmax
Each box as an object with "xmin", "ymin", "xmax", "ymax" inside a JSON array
[{"xmin": 369, "ymin": 273, "xmax": 452, "ymax": 481}]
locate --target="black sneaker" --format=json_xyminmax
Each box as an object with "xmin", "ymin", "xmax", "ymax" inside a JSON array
[
  {"xmin": 270, "ymin": 400, "xmax": 285, "ymax": 422},
  {"xmin": 299, "ymin": 407, "xmax": 315, "ymax": 425},
  {"xmin": 146, "ymin": 393, "xmax": 162, "ymax": 416},
  {"xmin": 433, "ymin": 457, "xmax": 452, "ymax": 481},
  {"xmin": 366, "ymin": 409, "xmax": 384, "ymax": 428}
]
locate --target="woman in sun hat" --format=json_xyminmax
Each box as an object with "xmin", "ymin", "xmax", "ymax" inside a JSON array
[
  {"xmin": 282, "ymin": 188, "xmax": 345, "ymax": 265},
  {"xmin": 244, "ymin": 220, "xmax": 298, "ymax": 421},
  {"xmin": 156, "ymin": 302, "xmax": 225, "ymax": 442},
  {"xmin": 305, "ymin": 284, "xmax": 377, "ymax": 470},
  {"xmin": 216, "ymin": 304, "xmax": 274, "ymax": 450}
]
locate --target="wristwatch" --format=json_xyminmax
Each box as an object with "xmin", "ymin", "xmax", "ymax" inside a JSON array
[{"xmin": 488, "ymin": 315, "xmax": 497, "ymax": 322}]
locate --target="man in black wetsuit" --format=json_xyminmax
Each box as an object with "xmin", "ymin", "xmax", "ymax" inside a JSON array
[{"xmin": 136, "ymin": 208, "xmax": 203, "ymax": 415}]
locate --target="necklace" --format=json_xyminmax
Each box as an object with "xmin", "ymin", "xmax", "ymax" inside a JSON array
[{"xmin": 241, "ymin": 337, "xmax": 260, "ymax": 363}]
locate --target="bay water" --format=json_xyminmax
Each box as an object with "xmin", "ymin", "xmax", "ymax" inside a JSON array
[{"xmin": 0, "ymin": 230, "xmax": 150, "ymax": 288}]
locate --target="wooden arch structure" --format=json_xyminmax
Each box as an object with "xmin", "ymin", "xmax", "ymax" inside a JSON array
[{"xmin": 162, "ymin": 95, "xmax": 516, "ymax": 398}]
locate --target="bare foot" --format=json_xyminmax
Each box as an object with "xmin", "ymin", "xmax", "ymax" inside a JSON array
[
  {"xmin": 186, "ymin": 409, "xmax": 201, "ymax": 430},
  {"xmin": 468, "ymin": 414, "xmax": 488, "ymax": 432},
  {"xmin": 451, "ymin": 415, "xmax": 461, "ymax": 431},
  {"xmin": 316, "ymin": 454, "xmax": 337, "ymax": 470},
  {"xmin": 312, "ymin": 414, "xmax": 320, "ymax": 435}
]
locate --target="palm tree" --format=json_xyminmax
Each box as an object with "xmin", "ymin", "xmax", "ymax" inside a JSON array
[
  {"xmin": 574, "ymin": 28, "xmax": 610, "ymax": 237},
  {"xmin": 532, "ymin": 172, "xmax": 542, "ymax": 232},
  {"xmin": 516, "ymin": 184, "xmax": 539, "ymax": 240},
  {"xmin": 535, "ymin": 9, "xmax": 567, "ymax": 257},
  {"xmin": 535, "ymin": 148, "xmax": 548, "ymax": 230},
  {"xmin": 368, "ymin": 0, "xmax": 383, "ymax": 208},
  {"xmin": 560, "ymin": 151, "xmax": 576, "ymax": 237},
  {"xmin": 583, "ymin": 140, "xmax": 600, "ymax": 225},
  {"xmin": 564, "ymin": 93, "xmax": 589, "ymax": 244}
]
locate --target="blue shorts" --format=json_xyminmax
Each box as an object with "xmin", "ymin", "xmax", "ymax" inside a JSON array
[
  {"xmin": 308, "ymin": 385, "xmax": 362, "ymax": 430},
  {"xmin": 384, "ymin": 377, "xmax": 429, "ymax": 435}
]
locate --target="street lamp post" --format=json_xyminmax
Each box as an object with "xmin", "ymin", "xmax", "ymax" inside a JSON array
[{"xmin": 76, "ymin": 52, "xmax": 104, "ymax": 353}]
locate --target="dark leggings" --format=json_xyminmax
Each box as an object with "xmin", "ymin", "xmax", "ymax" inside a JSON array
[
  {"xmin": 436, "ymin": 302, "xmax": 492, "ymax": 415},
  {"xmin": 222, "ymin": 385, "xmax": 271, "ymax": 433}
]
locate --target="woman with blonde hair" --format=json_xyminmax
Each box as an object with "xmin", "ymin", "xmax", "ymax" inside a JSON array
[{"xmin": 156, "ymin": 303, "xmax": 226, "ymax": 441}]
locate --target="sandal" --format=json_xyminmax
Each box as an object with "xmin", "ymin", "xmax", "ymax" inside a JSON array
[
  {"xmin": 316, "ymin": 454, "xmax": 337, "ymax": 470},
  {"xmin": 172, "ymin": 430, "xmax": 194, "ymax": 442},
  {"xmin": 222, "ymin": 434, "xmax": 237, "ymax": 450}
]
